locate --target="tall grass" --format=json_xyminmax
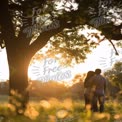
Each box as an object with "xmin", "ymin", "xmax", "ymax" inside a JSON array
[{"xmin": 0, "ymin": 96, "xmax": 122, "ymax": 122}]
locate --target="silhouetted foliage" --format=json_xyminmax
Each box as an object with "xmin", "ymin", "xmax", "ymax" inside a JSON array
[
  {"xmin": 0, "ymin": 0, "xmax": 121, "ymax": 113},
  {"xmin": 104, "ymin": 62, "xmax": 122, "ymax": 99}
]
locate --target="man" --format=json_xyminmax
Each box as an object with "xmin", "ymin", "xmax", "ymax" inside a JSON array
[{"xmin": 90, "ymin": 69, "xmax": 107, "ymax": 113}]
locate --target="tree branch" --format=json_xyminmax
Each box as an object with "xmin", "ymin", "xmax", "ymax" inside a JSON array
[
  {"xmin": 108, "ymin": 40, "xmax": 119, "ymax": 55},
  {"xmin": 27, "ymin": 13, "xmax": 87, "ymax": 58},
  {"xmin": 28, "ymin": 20, "xmax": 66, "ymax": 58}
]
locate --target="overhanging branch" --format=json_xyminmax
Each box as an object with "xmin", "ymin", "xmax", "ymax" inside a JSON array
[
  {"xmin": 108, "ymin": 40, "xmax": 119, "ymax": 55},
  {"xmin": 28, "ymin": 20, "xmax": 66, "ymax": 58}
]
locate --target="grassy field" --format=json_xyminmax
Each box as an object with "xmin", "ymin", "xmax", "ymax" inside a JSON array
[{"xmin": 0, "ymin": 95, "xmax": 122, "ymax": 122}]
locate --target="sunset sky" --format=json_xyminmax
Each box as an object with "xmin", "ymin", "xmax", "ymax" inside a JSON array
[{"xmin": 0, "ymin": 40, "xmax": 122, "ymax": 83}]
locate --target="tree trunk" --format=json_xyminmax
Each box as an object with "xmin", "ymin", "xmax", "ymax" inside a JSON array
[{"xmin": 7, "ymin": 48, "xmax": 30, "ymax": 114}]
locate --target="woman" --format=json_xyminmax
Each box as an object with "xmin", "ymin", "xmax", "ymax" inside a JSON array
[{"xmin": 84, "ymin": 71, "xmax": 95, "ymax": 109}]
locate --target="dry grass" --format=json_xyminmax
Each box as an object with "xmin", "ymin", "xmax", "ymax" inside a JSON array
[{"xmin": 0, "ymin": 96, "xmax": 122, "ymax": 122}]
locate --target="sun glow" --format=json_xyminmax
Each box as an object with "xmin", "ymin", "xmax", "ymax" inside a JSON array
[
  {"xmin": 0, "ymin": 48, "xmax": 9, "ymax": 81},
  {"xmin": 0, "ymin": 41, "xmax": 122, "ymax": 87},
  {"xmin": 28, "ymin": 40, "xmax": 122, "ymax": 87}
]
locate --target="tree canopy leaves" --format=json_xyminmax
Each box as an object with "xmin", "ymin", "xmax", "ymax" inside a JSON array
[
  {"xmin": 0, "ymin": 0, "xmax": 122, "ymax": 64},
  {"xmin": 104, "ymin": 62, "xmax": 122, "ymax": 90}
]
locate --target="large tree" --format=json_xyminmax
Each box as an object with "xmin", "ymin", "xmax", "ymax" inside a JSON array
[{"xmin": 0, "ymin": 0, "xmax": 121, "ymax": 113}]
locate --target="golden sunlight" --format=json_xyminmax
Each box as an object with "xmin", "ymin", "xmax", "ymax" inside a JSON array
[
  {"xmin": 28, "ymin": 40, "xmax": 121, "ymax": 86},
  {"xmin": 0, "ymin": 40, "xmax": 122, "ymax": 87},
  {"xmin": 0, "ymin": 48, "xmax": 9, "ymax": 81}
]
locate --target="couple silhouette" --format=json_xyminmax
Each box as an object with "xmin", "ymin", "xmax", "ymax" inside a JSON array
[{"xmin": 84, "ymin": 69, "xmax": 107, "ymax": 113}]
